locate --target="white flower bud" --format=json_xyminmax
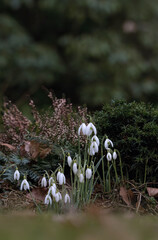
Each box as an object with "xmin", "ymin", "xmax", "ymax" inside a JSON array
[
  {"xmin": 58, "ymin": 173, "xmax": 66, "ymax": 185},
  {"xmin": 14, "ymin": 169, "xmax": 20, "ymax": 181},
  {"xmin": 78, "ymin": 123, "xmax": 87, "ymax": 135},
  {"xmin": 48, "ymin": 185, "xmax": 56, "ymax": 197},
  {"xmin": 67, "ymin": 155, "xmax": 72, "ymax": 167},
  {"xmin": 64, "ymin": 193, "xmax": 70, "ymax": 204},
  {"xmin": 44, "ymin": 194, "xmax": 52, "ymax": 205},
  {"xmin": 104, "ymin": 139, "xmax": 114, "ymax": 150},
  {"xmin": 113, "ymin": 151, "xmax": 117, "ymax": 160},
  {"xmin": 20, "ymin": 178, "xmax": 30, "ymax": 191},
  {"xmin": 41, "ymin": 176, "xmax": 47, "ymax": 187},
  {"xmin": 86, "ymin": 123, "xmax": 97, "ymax": 136},
  {"xmin": 79, "ymin": 173, "xmax": 84, "ymax": 183},
  {"xmin": 49, "ymin": 176, "xmax": 54, "ymax": 187},
  {"xmin": 55, "ymin": 192, "xmax": 62, "ymax": 202},
  {"xmin": 91, "ymin": 135, "xmax": 100, "ymax": 146},
  {"xmin": 107, "ymin": 152, "xmax": 112, "ymax": 161},
  {"xmin": 57, "ymin": 171, "xmax": 61, "ymax": 182},
  {"xmin": 73, "ymin": 162, "xmax": 78, "ymax": 175},
  {"xmin": 86, "ymin": 168, "xmax": 92, "ymax": 179}
]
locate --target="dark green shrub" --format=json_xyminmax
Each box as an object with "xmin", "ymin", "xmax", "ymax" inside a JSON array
[{"xmin": 94, "ymin": 100, "xmax": 158, "ymax": 183}]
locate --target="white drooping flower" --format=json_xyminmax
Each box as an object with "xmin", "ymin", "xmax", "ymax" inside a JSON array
[
  {"xmin": 44, "ymin": 194, "xmax": 52, "ymax": 205},
  {"xmin": 64, "ymin": 193, "xmax": 71, "ymax": 204},
  {"xmin": 49, "ymin": 176, "xmax": 54, "ymax": 187},
  {"xmin": 107, "ymin": 152, "xmax": 112, "ymax": 161},
  {"xmin": 113, "ymin": 151, "xmax": 117, "ymax": 160},
  {"xmin": 58, "ymin": 173, "xmax": 66, "ymax": 185},
  {"xmin": 86, "ymin": 122, "xmax": 97, "ymax": 136},
  {"xmin": 79, "ymin": 173, "xmax": 84, "ymax": 183},
  {"xmin": 88, "ymin": 141, "xmax": 99, "ymax": 156},
  {"xmin": 78, "ymin": 123, "xmax": 87, "ymax": 135},
  {"xmin": 72, "ymin": 162, "xmax": 78, "ymax": 175},
  {"xmin": 57, "ymin": 171, "xmax": 61, "ymax": 182},
  {"xmin": 55, "ymin": 192, "xmax": 62, "ymax": 202},
  {"xmin": 67, "ymin": 155, "xmax": 72, "ymax": 167},
  {"xmin": 41, "ymin": 176, "xmax": 47, "ymax": 187},
  {"xmin": 86, "ymin": 168, "xmax": 92, "ymax": 179},
  {"xmin": 14, "ymin": 169, "xmax": 20, "ymax": 181},
  {"xmin": 48, "ymin": 185, "xmax": 56, "ymax": 197},
  {"xmin": 20, "ymin": 178, "xmax": 30, "ymax": 191},
  {"xmin": 91, "ymin": 135, "xmax": 100, "ymax": 146},
  {"xmin": 104, "ymin": 138, "xmax": 114, "ymax": 150}
]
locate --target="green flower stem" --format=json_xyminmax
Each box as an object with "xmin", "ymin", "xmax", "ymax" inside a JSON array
[
  {"xmin": 116, "ymin": 150, "xmax": 124, "ymax": 182},
  {"xmin": 101, "ymin": 135, "xmax": 106, "ymax": 192},
  {"xmin": 0, "ymin": 164, "xmax": 16, "ymax": 178},
  {"xmin": 107, "ymin": 161, "xmax": 111, "ymax": 192},
  {"xmin": 112, "ymin": 160, "xmax": 119, "ymax": 184},
  {"xmin": 28, "ymin": 189, "xmax": 42, "ymax": 214}
]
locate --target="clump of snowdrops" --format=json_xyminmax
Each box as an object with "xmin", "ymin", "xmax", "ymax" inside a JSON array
[{"xmin": 13, "ymin": 122, "xmax": 124, "ymax": 213}]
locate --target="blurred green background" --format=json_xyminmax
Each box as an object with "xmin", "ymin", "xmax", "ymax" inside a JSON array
[{"xmin": 1, "ymin": 0, "xmax": 158, "ymax": 110}]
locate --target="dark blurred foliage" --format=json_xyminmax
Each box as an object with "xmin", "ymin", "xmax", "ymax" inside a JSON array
[
  {"xmin": 94, "ymin": 100, "xmax": 158, "ymax": 182},
  {"xmin": 1, "ymin": 0, "xmax": 158, "ymax": 109}
]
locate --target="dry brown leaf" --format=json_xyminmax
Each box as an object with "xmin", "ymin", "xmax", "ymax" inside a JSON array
[
  {"xmin": 24, "ymin": 141, "xmax": 51, "ymax": 160},
  {"xmin": 147, "ymin": 187, "xmax": 158, "ymax": 198},
  {"xmin": 0, "ymin": 142, "xmax": 16, "ymax": 151},
  {"xmin": 39, "ymin": 147, "xmax": 52, "ymax": 158},
  {"xmin": 119, "ymin": 186, "xmax": 131, "ymax": 206},
  {"xmin": 26, "ymin": 187, "xmax": 48, "ymax": 202}
]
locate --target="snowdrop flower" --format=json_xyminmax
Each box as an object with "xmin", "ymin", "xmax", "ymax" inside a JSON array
[
  {"xmin": 79, "ymin": 173, "xmax": 84, "ymax": 183},
  {"xmin": 20, "ymin": 178, "xmax": 30, "ymax": 191},
  {"xmin": 48, "ymin": 185, "xmax": 56, "ymax": 197},
  {"xmin": 86, "ymin": 167, "xmax": 92, "ymax": 179},
  {"xmin": 44, "ymin": 194, "xmax": 52, "ymax": 205},
  {"xmin": 86, "ymin": 122, "xmax": 97, "ymax": 136},
  {"xmin": 57, "ymin": 171, "xmax": 61, "ymax": 182},
  {"xmin": 91, "ymin": 135, "xmax": 100, "ymax": 146},
  {"xmin": 41, "ymin": 175, "xmax": 47, "ymax": 187},
  {"xmin": 14, "ymin": 168, "xmax": 20, "ymax": 181},
  {"xmin": 73, "ymin": 162, "xmax": 78, "ymax": 175},
  {"xmin": 78, "ymin": 123, "xmax": 87, "ymax": 135},
  {"xmin": 88, "ymin": 141, "xmax": 98, "ymax": 156},
  {"xmin": 55, "ymin": 192, "xmax": 62, "ymax": 202},
  {"xmin": 58, "ymin": 173, "xmax": 66, "ymax": 185},
  {"xmin": 67, "ymin": 154, "xmax": 72, "ymax": 167},
  {"xmin": 49, "ymin": 176, "xmax": 54, "ymax": 187},
  {"xmin": 64, "ymin": 193, "xmax": 70, "ymax": 204},
  {"xmin": 107, "ymin": 152, "xmax": 112, "ymax": 161},
  {"xmin": 104, "ymin": 138, "xmax": 114, "ymax": 150},
  {"xmin": 113, "ymin": 151, "xmax": 117, "ymax": 160}
]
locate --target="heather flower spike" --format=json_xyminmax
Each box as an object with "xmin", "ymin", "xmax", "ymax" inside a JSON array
[
  {"xmin": 104, "ymin": 138, "xmax": 114, "ymax": 150},
  {"xmin": 86, "ymin": 122, "xmax": 97, "ymax": 136},
  {"xmin": 86, "ymin": 167, "xmax": 92, "ymax": 179},
  {"xmin": 14, "ymin": 168, "xmax": 20, "ymax": 181},
  {"xmin": 78, "ymin": 123, "xmax": 87, "ymax": 135},
  {"xmin": 20, "ymin": 177, "xmax": 30, "ymax": 191},
  {"xmin": 41, "ymin": 175, "xmax": 47, "ymax": 187},
  {"xmin": 44, "ymin": 194, "xmax": 52, "ymax": 205}
]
